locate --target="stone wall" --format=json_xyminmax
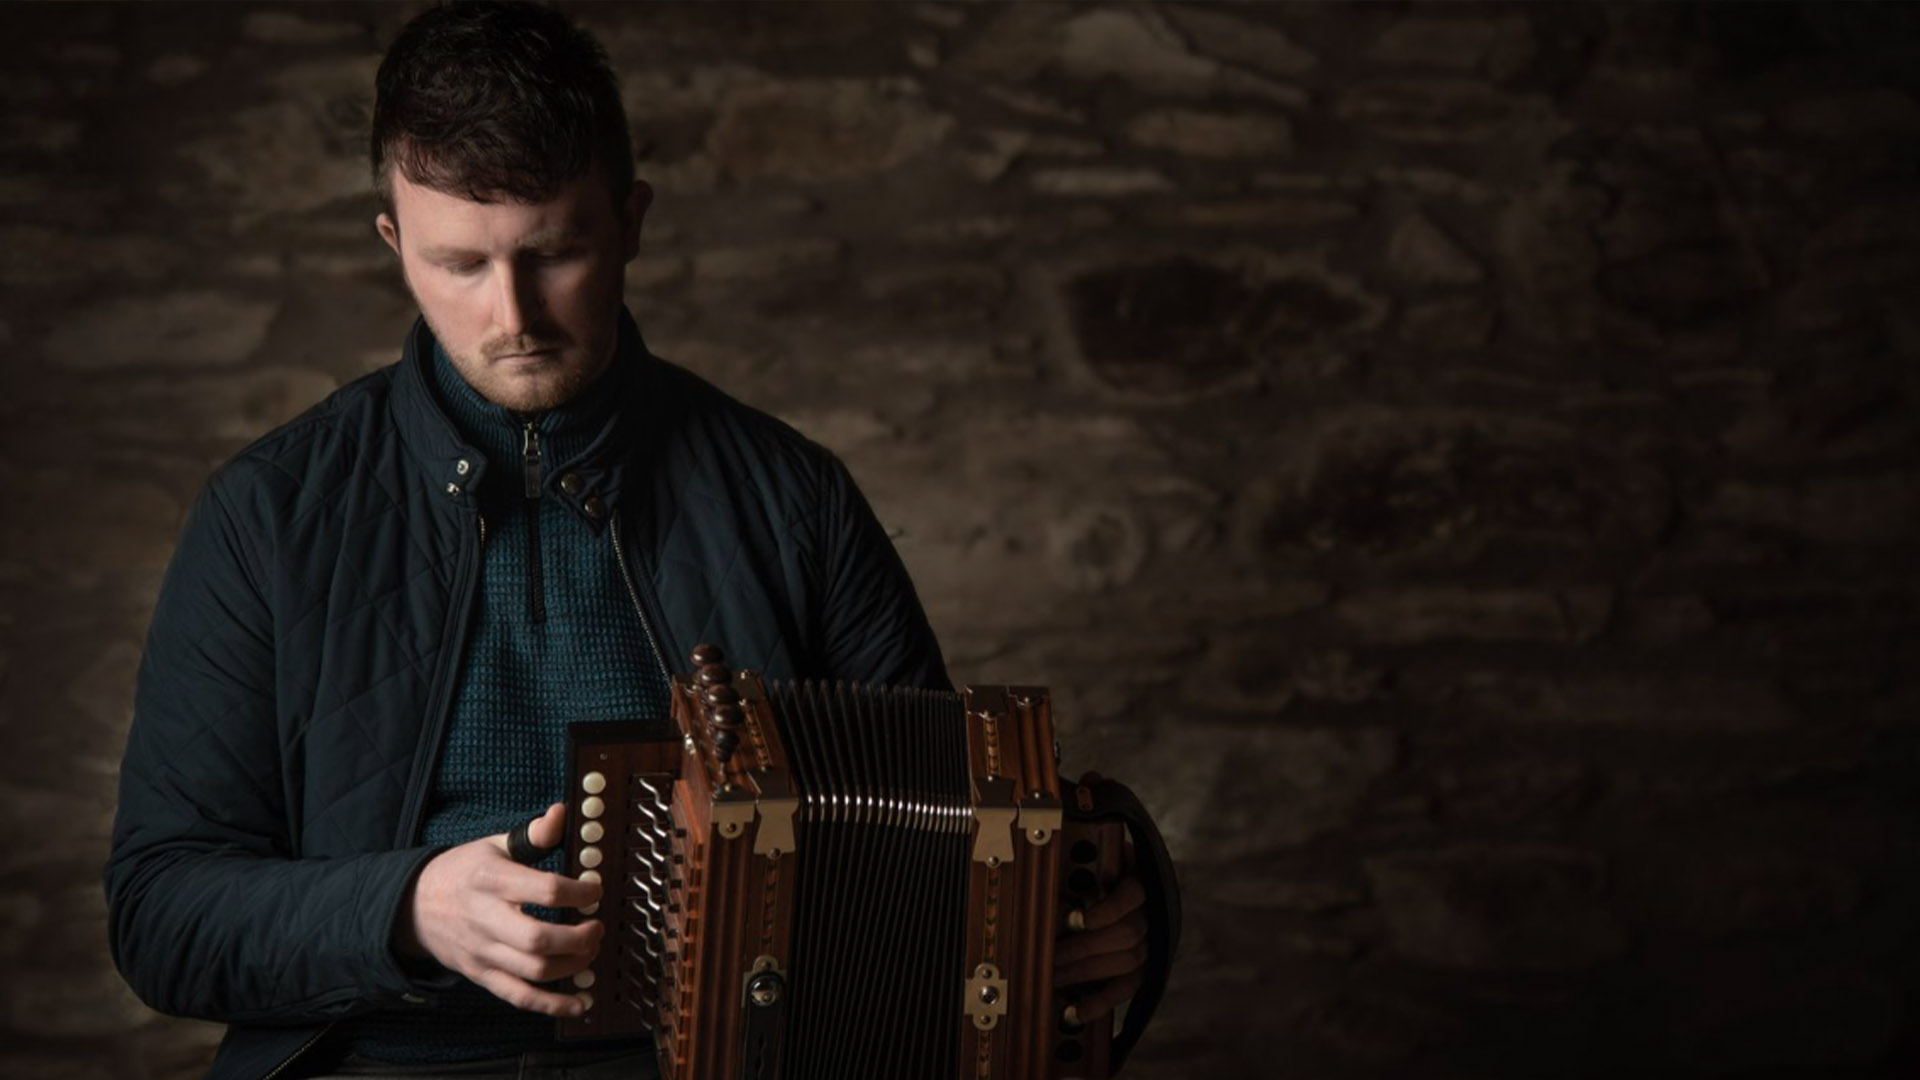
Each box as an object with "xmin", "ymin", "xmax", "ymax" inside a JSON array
[{"xmin": 4, "ymin": 3, "xmax": 1919, "ymax": 1078}]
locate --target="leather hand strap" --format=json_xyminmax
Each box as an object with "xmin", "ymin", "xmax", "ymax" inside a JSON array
[{"xmin": 1065, "ymin": 775, "xmax": 1182, "ymax": 1075}]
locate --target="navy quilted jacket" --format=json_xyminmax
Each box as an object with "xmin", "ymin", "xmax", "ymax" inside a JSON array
[{"xmin": 104, "ymin": 310, "xmax": 949, "ymax": 1080}]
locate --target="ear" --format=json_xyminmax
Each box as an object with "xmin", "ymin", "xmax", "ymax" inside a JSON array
[
  {"xmin": 375, "ymin": 211, "xmax": 401, "ymax": 257},
  {"xmin": 621, "ymin": 180, "xmax": 653, "ymax": 262}
]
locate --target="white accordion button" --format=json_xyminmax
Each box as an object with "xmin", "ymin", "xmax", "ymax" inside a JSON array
[
  {"xmin": 581, "ymin": 795, "xmax": 605, "ymax": 819},
  {"xmin": 574, "ymin": 969, "xmax": 596, "ymax": 989},
  {"xmin": 576, "ymin": 991, "xmax": 594, "ymax": 1012},
  {"xmin": 582, "ymin": 771, "xmax": 607, "ymax": 795},
  {"xmin": 579, "ymin": 845, "xmax": 603, "ymax": 869},
  {"xmin": 579, "ymin": 868, "xmax": 601, "ymax": 915},
  {"xmin": 580, "ymin": 821, "xmax": 605, "ymax": 844}
]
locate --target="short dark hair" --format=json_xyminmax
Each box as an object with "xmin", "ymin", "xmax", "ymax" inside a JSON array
[{"xmin": 370, "ymin": 1, "xmax": 633, "ymax": 214}]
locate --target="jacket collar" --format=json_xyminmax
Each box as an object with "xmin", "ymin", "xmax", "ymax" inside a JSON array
[{"xmin": 389, "ymin": 307, "xmax": 661, "ymax": 534}]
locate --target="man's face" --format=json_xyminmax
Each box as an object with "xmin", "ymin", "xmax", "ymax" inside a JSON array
[{"xmin": 376, "ymin": 167, "xmax": 651, "ymax": 413}]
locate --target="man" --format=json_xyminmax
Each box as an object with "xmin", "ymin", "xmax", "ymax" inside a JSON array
[{"xmin": 105, "ymin": 4, "xmax": 1147, "ymax": 1079}]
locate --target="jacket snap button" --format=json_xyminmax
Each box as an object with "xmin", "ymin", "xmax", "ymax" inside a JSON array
[
  {"xmin": 455, "ymin": 459, "xmax": 471, "ymax": 476},
  {"xmin": 560, "ymin": 472, "xmax": 583, "ymax": 495},
  {"xmin": 582, "ymin": 495, "xmax": 604, "ymax": 519},
  {"xmin": 445, "ymin": 482, "xmax": 462, "ymax": 498}
]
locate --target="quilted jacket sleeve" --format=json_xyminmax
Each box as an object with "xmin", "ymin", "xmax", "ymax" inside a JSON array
[
  {"xmin": 813, "ymin": 456, "xmax": 952, "ymax": 692},
  {"xmin": 105, "ymin": 475, "xmax": 444, "ymax": 1023}
]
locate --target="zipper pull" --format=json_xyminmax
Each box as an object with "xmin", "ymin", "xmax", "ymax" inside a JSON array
[{"xmin": 521, "ymin": 420, "xmax": 541, "ymax": 500}]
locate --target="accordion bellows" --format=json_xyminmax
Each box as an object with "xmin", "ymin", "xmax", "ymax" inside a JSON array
[{"xmin": 558, "ymin": 645, "xmax": 1179, "ymax": 1080}]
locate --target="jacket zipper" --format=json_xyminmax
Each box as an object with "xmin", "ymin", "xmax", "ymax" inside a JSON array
[
  {"xmin": 394, "ymin": 506, "xmax": 486, "ymax": 848},
  {"xmin": 257, "ymin": 1022, "xmax": 333, "ymax": 1080},
  {"xmin": 609, "ymin": 512, "xmax": 674, "ymax": 688},
  {"xmin": 522, "ymin": 420, "xmax": 546, "ymax": 625}
]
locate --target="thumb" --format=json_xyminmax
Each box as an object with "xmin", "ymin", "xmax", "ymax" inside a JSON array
[{"xmin": 525, "ymin": 801, "xmax": 568, "ymax": 851}]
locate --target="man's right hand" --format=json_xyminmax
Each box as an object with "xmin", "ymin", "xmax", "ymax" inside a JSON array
[{"xmin": 393, "ymin": 802, "xmax": 604, "ymax": 1017}]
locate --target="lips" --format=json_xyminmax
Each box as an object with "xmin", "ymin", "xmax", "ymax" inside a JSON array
[{"xmin": 493, "ymin": 348, "xmax": 559, "ymax": 363}]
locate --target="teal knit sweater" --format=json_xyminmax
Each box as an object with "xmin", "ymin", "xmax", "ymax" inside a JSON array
[{"xmin": 340, "ymin": 344, "xmax": 671, "ymax": 1062}]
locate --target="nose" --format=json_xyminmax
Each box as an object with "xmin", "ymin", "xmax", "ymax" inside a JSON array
[{"xmin": 494, "ymin": 261, "xmax": 540, "ymax": 337}]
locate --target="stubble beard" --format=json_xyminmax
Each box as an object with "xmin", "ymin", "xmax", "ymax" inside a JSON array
[{"xmin": 418, "ymin": 304, "xmax": 620, "ymax": 415}]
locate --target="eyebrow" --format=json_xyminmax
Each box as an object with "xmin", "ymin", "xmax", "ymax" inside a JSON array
[{"xmin": 415, "ymin": 230, "xmax": 587, "ymax": 261}]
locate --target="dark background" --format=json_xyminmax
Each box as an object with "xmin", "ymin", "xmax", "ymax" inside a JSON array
[{"xmin": 4, "ymin": 3, "xmax": 1920, "ymax": 1078}]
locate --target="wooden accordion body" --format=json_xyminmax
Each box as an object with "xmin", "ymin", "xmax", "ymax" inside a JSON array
[{"xmin": 555, "ymin": 647, "xmax": 1164, "ymax": 1080}]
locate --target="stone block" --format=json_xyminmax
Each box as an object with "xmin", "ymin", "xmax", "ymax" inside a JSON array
[
  {"xmin": 1206, "ymin": 869, "xmax": 1368, "ymax": 914},
  {"xmin": 859, "ymin": 263, "xmax": 1007, "ymax": 324},
  {"xmin": 240, "ymin": 11, "xmax": 362, "ymax": 45},
  {"xmin": 0, "ymin": 890, "xmax": 43, "ymax": 960},
  {"xmin": 1386, "ymin": 212, "xmax": 1485, "ymax": 286},
  {"xmin": 1247, "ymin": 408, "xmax": 1672, "ymax": 564},
  {"xmin": 1701, "ymin": 474, "xmax": 1920, "ymax": 544},
  {"xmin": 1203, "ymin": 641, "xmax": 1385, "ymax": 713},
  {"xmin": 1160, "ymin": 6, "xmax": 1319, "ymax": 77},
  {"xmin": 1043, "ymin": 502, "xmax": 1149, "ymax": 593},
  {"xmin": 1433, "ymin": 760, "xmax": 1598, "ymax": 826},
  {"xmin": 145, "ymin": 53, "xmax": 205, "ymax": 86},
  {"xmin": 0, "ymin": 465, "xmax": 183, "ymax": 589},
  {"xmin": 1125, "ymin": 108, "xmax": 1293, "ymax": 158},
  {"xmin": 1299, "ymin": 986, "xmax": 1463, "ymax": 1062},
  {"xmin": 1331, "ymin": 586, "xmax": 1612, "ymax": 645},
  {"xmin": 1404, "ymin": 667, "xmax": 1798, "ymax": 732},
  {"xmin": 1027, "ymin": 166, "xmax": 1173, "ymax": 197},
  {"xmin": 1364, "ymin": 14, "xmax": 1535, "ymax": 79},
  {"xmin": 705, "ymin": 78, "xmax": 953, "ymax": 184},
  {"xmin": 0, "ymin": 965, "xmax": 155, "ymax": 1037},
  {"xmin": 1052, "ymin": 249, "xmax": 1385, "ymax": 401},
  {"xmin": 0, "ymin": 225, "xmax": 180, "ymax": 289},
  {"xmin": 1123, "ymin": 725, "xmax": 1397, "ymax": 861},
  {"xmin": 1653, "ymin": 850, "xmax": 1862, "ymax": 938},
  {"xmin": 169, "ymin": 58, "xmax": 378, "ymax": 223},
  {"xmin": 85, "ymin": 367, "xmax": 340, "ymax": 447},
  {"xmin": 1335, "ymin": 78, "xmax": 1555, "ymax": 144},
  {"xmin": 1397, "ymin": 295, "xmax": 1497, "ymax": 349},
  {"xmin": 693, "ymin": 239, "xmax": 842, "ymax": 281},
  {"xmin": 1365, "ymin": 844, "xmax": 1627, "ymax": 970},
  {"xmin": 42, "ymin": 292, "xmax": 277, "ymax": 370},
  {"xmin": 1157, "ymin": 198, "xmax": 1360, "ymax": 230}
]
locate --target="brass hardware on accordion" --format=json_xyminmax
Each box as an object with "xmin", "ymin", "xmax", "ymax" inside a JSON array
[{"xmin": 559, "ymin": 644, "xmax": 1178, "ymax": 1080}]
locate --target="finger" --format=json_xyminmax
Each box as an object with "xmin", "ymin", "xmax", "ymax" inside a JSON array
[
  {"xmin": 1068, "ymin": 970, "xmax": 1144, "ymax": 1024},
  {"xmin": 479, "ymin": 936, "xmax": 600, "ymax": 984},
  {"xmin": 1055, "ymin": 910, "xmax": 1146, "ymax": 967},
  {"xmin": 1079, "ymin": 875, "xmax": 1146, "ymax": 932},
  {"xmin": 499, "ymin": 909, "xmax": 605, "ymax": 958},
  {"xmin": 526, "ymin": 801, "xmax": 568, "ymax": 850},
  {"xmin": 472, "ymin": 966, "xmax": 589, "ymax": 1018},
  {"xmin": 479, "ymin": 860, "xmax": 602, "ymax": 910},
  {"xmin": 1055, "ymin": 938, "xmax": 1149, "ymax": 988}
]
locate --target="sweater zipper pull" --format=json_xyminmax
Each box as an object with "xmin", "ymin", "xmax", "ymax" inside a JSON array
[{"xmin": 522, "ymin": 420, "xmax": 541, "ymax": 500}]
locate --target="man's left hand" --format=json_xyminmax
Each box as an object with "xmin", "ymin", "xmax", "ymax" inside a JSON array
[{"xmin": 1053, "ymin": 872, "xmax": 1149, "ymax": 1023}]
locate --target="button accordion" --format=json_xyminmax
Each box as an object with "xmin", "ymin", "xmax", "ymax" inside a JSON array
[{"xmin": 556, "ymin": 645, "xmax": 1180, "ymax": 1080}]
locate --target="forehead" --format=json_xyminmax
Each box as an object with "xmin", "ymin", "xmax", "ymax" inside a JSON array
[{"xmin": 389, "ymin": 170, "xmax": 609, "ymax": 253}]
